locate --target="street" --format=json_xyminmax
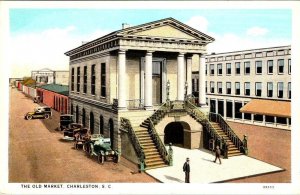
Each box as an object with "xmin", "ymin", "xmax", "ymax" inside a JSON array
[{"xmin": 9, "ymin": 88, "xmax": 157, "ymax": 183}]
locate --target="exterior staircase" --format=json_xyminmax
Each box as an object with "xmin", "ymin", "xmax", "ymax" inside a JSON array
[
  {"xmin": 134, "ymin": 126, "xmax": 167, "ymax": 169},
  {"xmin": 210, "ymin": 122, "xmax": 243, "ymax": 157}
]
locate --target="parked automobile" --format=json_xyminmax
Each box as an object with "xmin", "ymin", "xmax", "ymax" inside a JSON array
[
  {"xmin": 63, "ymin": 123, "xmax": 83, "ymax": 140},
  {"xmin": 84, "ymin": 134, "xmax": 120, "ymax": 164},
  {"xmin": 59, "ymin": 114, "xmax": 74, "ymax": 131},
  {"xmin": 24, "ymin": 106, "xmax": 52, "ymax": 120}
]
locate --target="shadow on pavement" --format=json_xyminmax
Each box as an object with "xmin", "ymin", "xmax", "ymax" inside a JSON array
[{"xmin": 164, "ymin": 175, "xmax": 184, "ymax": 183}]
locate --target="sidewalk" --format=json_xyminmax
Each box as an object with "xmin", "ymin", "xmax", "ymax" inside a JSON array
[{"xmin": 146, "ymin": 146, "xmax": 283, "ymax": 183}]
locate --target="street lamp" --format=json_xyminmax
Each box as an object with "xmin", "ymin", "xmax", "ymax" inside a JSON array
[
  {"xmin": 166, "ymin": 80, "xmax": 170, "ymax": 102},
  {"xmin": 184, "ymin": 81, "xmax": 188, "ymax": 100}
]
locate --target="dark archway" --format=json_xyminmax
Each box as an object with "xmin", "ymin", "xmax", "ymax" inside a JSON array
[
  {"xmin": 99, "ymin": 115, "xmax": 104, "ymax": 135},
  {"xmin": 82, "ymin": 108, "xmax": 86, "ymax": 127},
  {"xmin": 164, "ymin": 122, "xmax": 187, "ymax": 146},
  {"xmin": 109, "ymin": 119, "xmax": 114, "ymax": 149},
  {"xmin": 75, "ymin": 105, "xmax": 79, "ymax": 123},
  {"xmin": 90, "ymin": 112, "xmax": 94, "ymax": 134}
]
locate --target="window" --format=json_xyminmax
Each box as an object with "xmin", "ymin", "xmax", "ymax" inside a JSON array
[
  {"xmin": 77, "ymin": 67, "xmax": 80, "ymax": 92},
  {"xmin": 235, "ymin": 62, "xmax": 240, "ymax": 75},
  {"xmin": 83, "ymin": 66, "xmax": 87, "ymax": 93},
  {"xmin": 217, "ymin": 82, "xmax": 222, "ymax": 94},
  {"xmin": 210, "ymin": 81, "xmax": 214, "ymax": 93},
  {"xmin": 226, "ymin": 63, "xmax": 231, "ymax": 75},
  {"xmin": 101, "ymin": 63, "xmax": 106, "ymax": 97},
  {"xmin": 267, "ymin": 82, "xmax": 273, "ymax": 97},
  {"xmin": 288, "ymin": 82, "xmax": 291, "ymax": 99},
  {"xmin": 235, "ymin": 82, "xmax": 240, "ymax": 95},
  {"xmin": 288, "ymin": 59, "xmax": 291, "ymax": 74},
  {"xmin": 256, "ymin": 61, "xmax": 262, "ymax": 74},
  {"xmin": 267, "ymin": 60, "xmax": 273, "ymax": 74},
  {"xmin": 205, "ymin": 81, "xmax": 207, "ymax": 93},
  {"xmin": 277, "ymin": 82, "xmax": 283, "ymax": 98},
  {"xmin": 217, "ymin": 64, "xmax": 222, "ymax": 75},
  {"xmin": 278, "ymin": 59, "xmax": 284, "ymax": 74},
  {"xmin": 226, "ymin": 82, "xmax": 231, "ymax": 94},
  {"xmin": 205, "ymin": 64, "xmax": 207, "ymax": 75},
  {"xmin": 244, "ymin": 61, "xmax": 250, "ymax": 74},
  {"xmin": 210, "ymin": 64, "xmax": 214, "ymax": 75},
  {"xmin": 244, "ymin": 82, "xmax": 250, "ymax": 96},
  {"xmin": 71, "ymin": 68, "xmax": 74, "ymax": 91},
  {"xmin": 91, "ymin": 64, "xmax": 95, "ymax": 95},
  {"xmin": 255, "ymin": 82, "xmax": 262, "ymax": 96},
  {"xmin": 192, "ymin": 79, "xmax": 195, "ymax": 92}
]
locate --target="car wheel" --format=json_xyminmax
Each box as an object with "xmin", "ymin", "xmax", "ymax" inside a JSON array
[
  {"xmin": 98, "ymin": 154, "xmax": 104, "ymax": 164},
  {"xmin": 44, "ymin": 114, "xmax": 50, "ymax": 119},
  {"xmin": 26, "ymin": 115, "xmax": 32, "ymax": 120}
]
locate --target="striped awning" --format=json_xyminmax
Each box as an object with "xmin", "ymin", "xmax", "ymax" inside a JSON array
[{"xmin": 240, "ymin": 99, "xmax": 291, "ymax": 118}]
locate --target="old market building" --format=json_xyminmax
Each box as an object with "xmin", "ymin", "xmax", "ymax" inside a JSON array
[{"xmin": 65, "ymin": 18, "xmax": 248, "ymax": 170}]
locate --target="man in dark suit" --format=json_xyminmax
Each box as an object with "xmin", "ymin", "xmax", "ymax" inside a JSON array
[
  {"xmin": 214, "ymin": 145, "xmax": 222, "ymax": 164},
  {"xmin": 183, "ymin": 157, "xmax": 190, "ymax": 183}
]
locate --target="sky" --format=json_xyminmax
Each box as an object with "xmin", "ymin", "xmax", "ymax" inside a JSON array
[{"xmin": 9, "ymin": 9, "xmax": 291, "ymax": 78}]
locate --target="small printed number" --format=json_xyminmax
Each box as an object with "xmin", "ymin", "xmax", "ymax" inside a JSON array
[{"xmin": 263, "ymin": 186, "xmax": 274, "ymax": 189}]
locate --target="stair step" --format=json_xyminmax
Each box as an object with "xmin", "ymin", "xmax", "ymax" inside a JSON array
[
  {"xmin": 140, "ymin": 139, "xmax": 153, "ymax": 144},
  {"xmin": 228, "ymin": 150, "xmax": 241, "ymax": 154},
  {"xmin": 146, "ymin": 161, "xmax": 166, "ymax": 167},
  {"xmin": 136, "ymin": 134, "xmax": 150, "ymax": 138},
  {"xmin": 145, "ymin": 153, "xmax": 161, "ymax": 159},
  {"xmin": 141, "ymin": 142, "xmax": 155, "ymax": 147},
  {"xmin": 145, "ymin": 164, "xmax": 168, "ymax": 170},
  {"xmin": 145, "ymin": 157, "xmax": 163, "ymax": 163},
  {"xmin": 143, "ymin": 148, "xmax": 158, "ymax": 152},
  {"xmin": 144, "ymin": 151, "xmax": 160, "ymax": 155},
  {"xmin": 142, "ymin": 145, "xmax": 157, "ymax": 150}
]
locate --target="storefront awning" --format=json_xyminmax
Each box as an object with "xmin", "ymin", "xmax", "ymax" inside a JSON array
[{"xmin": 240, "ymin": 99, "xmax": 291, "ymax": 118}]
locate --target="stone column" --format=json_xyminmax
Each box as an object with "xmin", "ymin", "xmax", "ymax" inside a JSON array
[
  {"xmin": 232, "ymin": 101, "xmax": 235, "ymax": 119},
  {"xmin": 144, "ymin": 51, "xmax": 153, "ymax": 109},
  {"xmin": 177, "ymin": 53, "xmax": 185, "ymax": 100},
  {"xmin": 186, "ymin": 55, "xmax": 193, "ymax": 95},
  {"xmin": 263, "ymin": 115, "xmax": 266, "ymax": 125},
  {"xmin": 199, "ymin": 55, "xmax": 206, "ymax": 106},
  {"xmin": 118, "ymin": 50, "xmax": 126, "ymax": 110}
]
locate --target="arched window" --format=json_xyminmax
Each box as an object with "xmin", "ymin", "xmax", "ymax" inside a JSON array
[
  {"xmin": 109, "ymin": 119, "xmax": 114, "ymax": 149},
  {"xmin": 75, "ymin": 105, "xmax": 79, "ymax": 123},
  {"xmin": 99, "ymin": 115, "xmax": 104, "ymax": 135},
  {"xmin": 82, "ymin": 108, "xmax": 86, "ymax": 127},
  {"xmin": 90, "ymin": 112, "xmax": 94, "ymax": 134}
]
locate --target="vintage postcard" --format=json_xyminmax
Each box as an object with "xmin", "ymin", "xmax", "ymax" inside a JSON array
[{"xmin": 0, "ymin": 1, "xmax": 300, "ymax": 194}]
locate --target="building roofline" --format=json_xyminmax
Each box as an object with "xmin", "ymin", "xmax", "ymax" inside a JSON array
[{"xmin": 207, "ymin": 45, "xmax": 291, "ymax": 56}]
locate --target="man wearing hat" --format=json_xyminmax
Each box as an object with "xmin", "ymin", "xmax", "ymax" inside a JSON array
[
  {"xmin": 214, "ymin": 145, "xmax": 222, "ymax": 164},
  {"xmin": 183, "ymin": 157, "xmax": 190, "ymax": 183}
]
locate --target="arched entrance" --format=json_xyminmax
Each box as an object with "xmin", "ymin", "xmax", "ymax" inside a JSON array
[
  {"xmin": 164, "ymin": 121, "xmax": 190, "ymax": 147},
  {"xmin": 99, "ymin": 115, "xmax": 104, "ymax": 135},
  {"xmin": 109, "ymin": 119, "xmax": 114, "ymax": 149},
  {"xmin": 89, "ymin": 112, "xmax": 94, "ymax": 134}
]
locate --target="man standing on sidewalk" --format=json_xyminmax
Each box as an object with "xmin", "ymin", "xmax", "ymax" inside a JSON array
[
  {"xmin": 183, "ymin": 158, "xmax": 190, "ymax": 183},
  {"xmin": 214, "ymin": 145, "xmax": 222, "ymax": 164}
]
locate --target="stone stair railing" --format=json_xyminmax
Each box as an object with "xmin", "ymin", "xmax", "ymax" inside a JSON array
[
  {"xmin": 184, "ymin": 99, "xmax": 229, "ymax": 157},
  {"xmin": 147, "ymin": 102, "xmax": 171, "ymax": 165},
  {"xmin": 209, "ymin": 112, "xmax": 248, "ymax": 155},
  {"xmin": 120, "ymin": 117, "xmax": 146, "ymax": 171}
]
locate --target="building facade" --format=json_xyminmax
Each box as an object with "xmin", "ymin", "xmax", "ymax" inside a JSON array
[
  {"xmin": 31, "ymin": 68, "xmax": 69, "ymax": 85},
  {"xmin": 65, "ymin": 18, "xmax": 222, "ymax": 168},
  {"xmin": 192, "ymin": 45, "xmax": 291, "ymax": 129}
]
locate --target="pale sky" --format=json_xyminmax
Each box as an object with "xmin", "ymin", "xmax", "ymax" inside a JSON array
[{"xmin": 9, "ymin": 9, "xmax": 291, "ymax": 78}]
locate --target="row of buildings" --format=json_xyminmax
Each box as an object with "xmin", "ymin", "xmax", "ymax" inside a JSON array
[{"xmin": 12, "ymin": 17, "xmax": 291, "ymax": 170}]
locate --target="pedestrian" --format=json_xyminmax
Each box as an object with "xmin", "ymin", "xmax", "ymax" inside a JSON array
[
  {"xmin": 214, "ymin": 145, "xmax": 222, "ymax": 164},
  {"xmin": 183, "ymin": 157, "xmax": 190, "ymax": 183}
]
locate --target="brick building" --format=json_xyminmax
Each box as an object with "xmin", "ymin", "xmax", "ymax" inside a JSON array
[{"xmin": 36, "ymin": 84, "xmax": 69, "ymax": 114}]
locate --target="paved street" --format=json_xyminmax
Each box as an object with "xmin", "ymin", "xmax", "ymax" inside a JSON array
[{"xmin": 9, "ymin": 88, "xmax": 157, "ymax": 183}]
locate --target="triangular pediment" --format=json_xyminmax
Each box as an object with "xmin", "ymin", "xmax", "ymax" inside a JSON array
[
  {"xmin": 132, "ymin": 25, "xmax": 197, "ymax": 40},
  {"xmin": 118, "ymin": 17, "xmax": 215, "ymax": 42}
]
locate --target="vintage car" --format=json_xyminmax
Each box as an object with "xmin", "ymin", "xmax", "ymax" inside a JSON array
[
  {"xmin": 59, "ymin": 114, "xmax": 74, "ymax": 131},
  {"xmin": 63, "ymin": 123, "xmax": 83, "ymax": 140},
  {"xmin": 84, "ymin": 134, "xmax": 120, "ymax": 164},
  {"xmin": 74, "ymin": 128, "xmax": 90, "ymax": 149},
  {"xmin": 24, "ymin": 106, "xmax": 52, "ymax": 120}
]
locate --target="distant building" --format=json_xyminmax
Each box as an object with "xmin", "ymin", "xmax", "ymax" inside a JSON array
[
  {"xmin": 31, "ymin": 68, "xmax": 69, "ymax": 85},
  {"xmin": 192, "ymin": 45, "xmax": 291, "ymax": 130}
]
